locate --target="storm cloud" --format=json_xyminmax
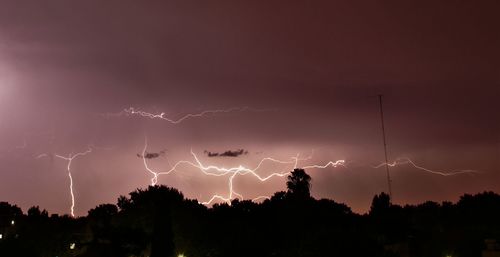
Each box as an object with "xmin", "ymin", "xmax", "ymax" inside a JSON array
[
  {"xmin": 137, "ymin": 150, "xmax": 166, "ymax": 160},
  {"xmin": 204, "ymin": 149, "xmax": 248, "ymax": 158}
]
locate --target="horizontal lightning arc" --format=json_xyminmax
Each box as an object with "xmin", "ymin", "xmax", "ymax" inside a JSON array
[
  {"xmin": 103, "ymin": 106, "xmax": 272, "ymax": 124},
  {"xmin": 373, "ymin": 157, "xmax": 479, "ymax": 176},
  {"xmin": 140, "ymin": 139, "xmax": 345, "ymax": 205},
  {"xmin": 126, "ymin": 107, "xmax": 251, "ymax": 124}
]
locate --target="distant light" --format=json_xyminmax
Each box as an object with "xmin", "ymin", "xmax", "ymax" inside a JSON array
[
  {"xmin": 11, "ymin": 220, "xmax": 15, "ymax": 225},
  {"xmin": 178, "ymin": 254, "xmax": 186, "ymax": 257},
  {"xmin": 69, "ymin": 243, "xmax": 76, "ymax": 250},
  {"xmin": 0, "ymin": 234, "xmax": 3, "ymax": 239}
]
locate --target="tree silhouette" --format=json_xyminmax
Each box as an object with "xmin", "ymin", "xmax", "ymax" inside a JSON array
[
  {"xmin": 370, "ymin": 192, "xmax": 391, "ymax": 216},
  {"xmin": 88, "ymin": 204, "xmax": 118, "ymax": 242},
  {"xmin": 27, "ymin": 206, "xmax": 48, "ymax": 218},
  {"xmin": 286, "ymin": 168, "xmax": 312, "ymax": 199},
  {"xmin": 88, "ymin": 204, "xmax": 118, "ymax": 219},
  {"xmin": 118, "ymin": 186, "xmax": 177, "ymax": 257}
]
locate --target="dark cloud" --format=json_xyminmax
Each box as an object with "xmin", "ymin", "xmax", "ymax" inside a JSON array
[
  {"xmin": 137, "ymin": 150, "xmax": 166, "ymax": 160},
  {"xmin": 204, "ymin": 149, "xmax": 248, "ymax": 158}
]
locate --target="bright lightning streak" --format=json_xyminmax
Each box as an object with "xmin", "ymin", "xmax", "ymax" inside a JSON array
[
  {"xmin": 373, "ymin": 157, "xmax": 478, "ymax": 176},
  {"xmin": 193, "ymin": 153, "xmax": 345, "ymax": 205},
  {"xmin": 302, "ymin": 160, "xmax": 347, "ymax": 170},
  {"xmin": 141, "ymin": 137, "xmax": 160, "ymax": 186},
  {"xmin": 104, "ymin": 106, "xmax": 270, "ymax": 124},
  {"xmin": 54, "ymin": 148, "xmax": 92, "ymax": 217},
  {"xmin": 138, "ymin": 141, "xmax": 345, "ymax": 205}
]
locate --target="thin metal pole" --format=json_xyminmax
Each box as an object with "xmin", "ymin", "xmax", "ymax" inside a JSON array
[{"xmin": 378, "ymin": 94, "xmax": 393, "ymax": 201}]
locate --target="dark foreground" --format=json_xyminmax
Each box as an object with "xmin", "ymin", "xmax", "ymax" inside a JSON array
[{"xmin": 1, "ymin": 169, "xmax": 499, "ymax": 257}]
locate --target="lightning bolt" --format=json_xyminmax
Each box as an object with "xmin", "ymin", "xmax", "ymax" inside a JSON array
[
  {"xmin": 140, "ymin": 139, "xmax": 345, "ymax": 205},
  {"xmin": 102, "ymin": 106, "xmax": 270, "ymax": 124},
  {"xmin": 141, "ymin": 137, "xmax": 161, "ymax": 186},
  {"xmin": 194, "ymin": 152, "xmax": 345, "ymax": 205},
  {"xmin": 373, "ymin": 157, "xmax": 479, "ymax": 176},
  {"xmin": 53, "ymin": 148, "xmax": 93, "ymax": 217}
]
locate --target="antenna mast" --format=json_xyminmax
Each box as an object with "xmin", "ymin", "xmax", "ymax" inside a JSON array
[{"xmin": 378, "ymin": 94, "xmax": 393, "ymax": 200}]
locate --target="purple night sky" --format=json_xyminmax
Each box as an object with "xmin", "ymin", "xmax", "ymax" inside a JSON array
[{"xmin": 0, "ymin": 0, "xmax": 498, "ymax": 215}]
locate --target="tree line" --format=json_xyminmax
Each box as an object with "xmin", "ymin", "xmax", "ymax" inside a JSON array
[{"xmin": 1, "ymin": 168, "xmax": 499, "ymax": 257}]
